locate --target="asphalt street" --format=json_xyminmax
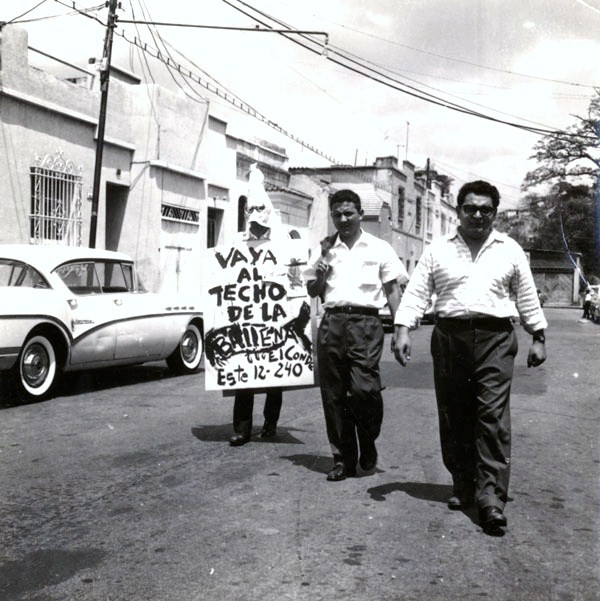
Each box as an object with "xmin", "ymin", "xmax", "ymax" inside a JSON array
[{"xmin": 0, "ymin": 307, "xmax": 599, "ymax": 601}]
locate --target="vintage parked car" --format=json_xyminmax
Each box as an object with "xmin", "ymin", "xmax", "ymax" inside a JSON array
[{"xmin": 0, "ymin": 244, "xmax": 204, "ymax": 399}]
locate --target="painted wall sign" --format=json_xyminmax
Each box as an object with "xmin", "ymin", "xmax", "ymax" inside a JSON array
[{"xmin": 204, "ymin": 238, "xmax": 314, "ymax": 391}]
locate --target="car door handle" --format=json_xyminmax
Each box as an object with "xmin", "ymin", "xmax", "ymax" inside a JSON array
[{"xmin": 113, "ymin": 299, "xmax": 123, "ymax": 306}]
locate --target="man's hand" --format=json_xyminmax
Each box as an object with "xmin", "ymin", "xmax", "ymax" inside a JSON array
[
  {"xmin": 392, "ymin": 325, "xmax": 412, "ymax": 366},
  {"xmin": 527, "ymin": 341, "xmax": 546, "ymax": 368},
  {"xmin": 315, "ymin": 257, "xmax": 330, "ymax": 278}
]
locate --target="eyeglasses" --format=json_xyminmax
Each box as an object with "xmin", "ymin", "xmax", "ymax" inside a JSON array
[
  {"xmin": 461, "ymin": 204, "xmax": 495, "ymax": 217},
  {"xmin": 246, "ymin": 205, "xmax": 266, "ymax": 213}
]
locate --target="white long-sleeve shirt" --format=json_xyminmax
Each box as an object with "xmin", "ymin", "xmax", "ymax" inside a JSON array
[{"xmin": 394, "ymin": 229, "xmax": 548, "ymax": 333}]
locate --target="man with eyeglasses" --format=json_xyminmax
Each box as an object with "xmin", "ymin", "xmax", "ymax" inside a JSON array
[{"xmin": 392, "ymin": 180, "xmax": 547, "ymax": 535}]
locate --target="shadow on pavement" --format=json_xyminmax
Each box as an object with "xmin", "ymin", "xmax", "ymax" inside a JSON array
[
  {"xmin": 61, "ymin": 364, "xmax": 178, "ymax": 395},
  {"xmin": 191, "ymin": 424, "xmax": 306, "ymax": 444},
  {"xmin": 280, "ymin": 453, "xmax": 332, "ymax": 475},
  {"xmin": 1, "ymin": 364, "xmax": 183, "ymax": 409},
  {"xmin": 367, "ymin": 481, "xmax": 452, "ymax": 503}
]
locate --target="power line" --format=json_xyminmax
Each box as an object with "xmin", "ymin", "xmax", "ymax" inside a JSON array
[
  {"xmin": 115, "ymin": 29, "xmax": 342, "ymax": 164},
  {"xmin": 221, "ymin": 0, "xmax": 556, "ymax": 135},
  {"xmin": 221, "ymin": 0, "xmax": 598, "ymax": 143},
  {"xmin": 283, "ymin": 7, "xmax": 597, "ymax": 89},
  {"xmin": 4, "ymin": 0, "xmax": 49, "ymax": 25},
  {"xmin": 5, "ymin": 1, "xmax": 105, "ymax": 25},
  {"xmin": 116, "ymin": 18, "xmax": 329, "ymax": 39}
]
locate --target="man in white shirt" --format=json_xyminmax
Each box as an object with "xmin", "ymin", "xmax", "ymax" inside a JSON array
[
  {"xmin": 393, "ymin": 180, "xmax": 547, "ymax": 534},
  {"xmin": 305, "ymin": 189, "xmax": 408, "ymax": 481}
]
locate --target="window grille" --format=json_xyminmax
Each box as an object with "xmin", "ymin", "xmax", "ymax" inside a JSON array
[
  {"xmin": 161, "ymin": 203, "xmax": 200, "ymax": 224},
  {"xmin": 29, "ymin": 150, "xmax": 83, "ymax": 246}
]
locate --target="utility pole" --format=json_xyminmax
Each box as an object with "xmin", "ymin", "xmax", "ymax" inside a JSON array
[{"xmin": 89, "ymin": 0, "xmax": 119, "ymax": 248}]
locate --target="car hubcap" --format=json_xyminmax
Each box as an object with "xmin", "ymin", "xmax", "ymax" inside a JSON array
[
  {"xmin": 22, "ymin": 343, "xmax": 50, "ymax": 388},
  {"xmin": 181, "ymin": 332, "xmax": 199, "ymax": 363}
]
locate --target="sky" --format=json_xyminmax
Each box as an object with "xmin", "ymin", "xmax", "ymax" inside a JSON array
[{"xmin": 7, "ymin": 0, "xmax": 600, "ymax": 209}]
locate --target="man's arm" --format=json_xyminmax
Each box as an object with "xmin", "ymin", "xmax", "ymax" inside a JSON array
[
  {"xmin": 392, "ymin": 325, "xmax": 411, "ymax": 366},
  {"xmin": 383, "ymin": 279, "xmax": 401, "ymax": 320}
]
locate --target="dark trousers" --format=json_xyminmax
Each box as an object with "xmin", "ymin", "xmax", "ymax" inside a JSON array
[
  {"xmin": 431, "ymin": 318, "xmax": 518, "ymax": 511},
  {"xmin": 317, "ymin": 312, "xmax": 384, "ymax": 468},
  {"xmin": 233, "ymin": 388, "xmax": 283, "ymax": 436},
  {"xmin": 583, "ymin": 300, "xmax": 592, "ymax": 319}
]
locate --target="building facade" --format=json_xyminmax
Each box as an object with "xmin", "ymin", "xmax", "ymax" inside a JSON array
[{"xmin": 0, "ymin": 25, "xmax": 311, "ymax": 300}]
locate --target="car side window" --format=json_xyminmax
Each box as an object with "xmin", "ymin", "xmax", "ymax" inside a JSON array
[
  {"xmin": 55, "ymin": 261, "xmax": 141, "ymax": 295},
  {"xmin": 56, "ymin": 262, "xmax": 102, "ymax": 295},
  {"xmin": 0, "ymin": 259, "xmax": 50, "ymax": 288},
  {"xmin": 96, "ymin": 261, "xmax": 131, "ymax": 293}
]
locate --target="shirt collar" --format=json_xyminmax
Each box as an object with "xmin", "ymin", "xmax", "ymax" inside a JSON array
[
  {"xmin": 451, "ymin": 227, "xmax": 505, "ymax": 247},
  {"xmin": 332, "ymin": 228, "xmax": 366, "ymax": 248}
]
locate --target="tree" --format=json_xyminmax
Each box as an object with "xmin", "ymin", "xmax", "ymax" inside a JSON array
[
  {"xmin": 521, "ymin": 89, "xmax": 600, "ymax": 278},
  {"xmin": 523, "ymin": 89, "xmax": 599, "ymax": 189}
]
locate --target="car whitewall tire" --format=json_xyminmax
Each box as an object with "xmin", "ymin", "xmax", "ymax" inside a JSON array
[{"xmin": 18, "ymin": 334, "xmax": 59, "ymax": 398}]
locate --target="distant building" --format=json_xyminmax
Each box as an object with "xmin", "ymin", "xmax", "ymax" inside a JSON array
[
  {"xmin": 289, "ymin": 156, "xmax": 457, "ymax": 273},
  {"xmin": 526, "ymin": 249, "xmax": 584, "ymax": 306}
]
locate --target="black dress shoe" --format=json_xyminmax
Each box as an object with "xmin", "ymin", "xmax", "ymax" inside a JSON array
[
  {"xmin": 326, "ymin": 462, "xmax": 356, "ymax": 481},
  {"xmin": 229, "ymin": 433, "xmax": 250, "ymax": 446},
  {"xmin": 479, "ymin": 506, "xmax": 507, "ymax": 531},
  {"xmin": 258, "ymin": 422, "xmax": 277, "ymax": 438}
]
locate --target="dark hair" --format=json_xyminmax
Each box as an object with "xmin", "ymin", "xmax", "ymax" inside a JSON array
[
  {"xmin": 329, "ymin": 189, "xmax": 362, "ymax": 212},
  {"xmin": 456, "ymin": 180, "xmax": 500, "ymax": 208}
]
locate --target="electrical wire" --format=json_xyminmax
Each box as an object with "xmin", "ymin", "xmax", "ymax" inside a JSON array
[
  {"xmin": 313, "ymin": 14, "xmax": 597, "ymax": 90},
  {"xmin": 24, "ymin": 0, "xmax": 597, "ymax": 201},
  {"xmin": 4, "ymin": 0, "xmax": 50, "ymax": 25},
  {"xmin": 559, "ymin": 203, "xmax": 588, "ymax": 286},
  {"xmin": 6, "ymin": 1, "xmax": 105, "ymax": 25},
  {"xmin": 222, "ymin": 0, "xmax": 598, "ymax": 141}
]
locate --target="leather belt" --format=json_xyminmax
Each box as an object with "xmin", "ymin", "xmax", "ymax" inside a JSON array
[
  {"xmin": 325, "ymin": 305, "xmax": 380, "ymax": 317},
  {"xmin": 435, "ymin": 316, "xmax": 512, "ymax": 331}
]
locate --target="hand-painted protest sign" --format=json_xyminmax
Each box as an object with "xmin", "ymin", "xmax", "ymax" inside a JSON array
[{"xmin": 204, "ymin": 238, "xmax": 314, "ymax": 391}]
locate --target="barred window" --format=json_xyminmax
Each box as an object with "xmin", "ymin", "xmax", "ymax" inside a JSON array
[{"xmin": 30, "ymin": 151, "xmax": 83, "ymax": 246}]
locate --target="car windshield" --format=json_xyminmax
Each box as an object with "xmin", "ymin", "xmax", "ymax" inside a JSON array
[
  {"xmin": 0, "ymin": 259, "xmax": 50, "ymax": 288},
  {"xmin": 55, "ymin": 260, "xmax": 146, "ymax": 295}
]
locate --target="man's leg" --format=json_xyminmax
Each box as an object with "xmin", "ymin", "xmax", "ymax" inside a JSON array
[
  {"xmin": 260, "ymin": 388, "xmax": 283, "ymax": 438},
  {"xmin": 346, "ymin": 314, "xmax": 384, "ymax": 472},
  {"xmin": 473, "ymin": 326, "xmax": 518, "ymax": 514},
  {"xmin": 317, "ymin": 314, "xmax": 357, "ymax": 479},
  {"xmin": 431, "ymin": 326, "xmax": 477, "ymax": 507},
  {"xmin": 231, "ymin": 389, "xmax": 254, "ymax": 446}
]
